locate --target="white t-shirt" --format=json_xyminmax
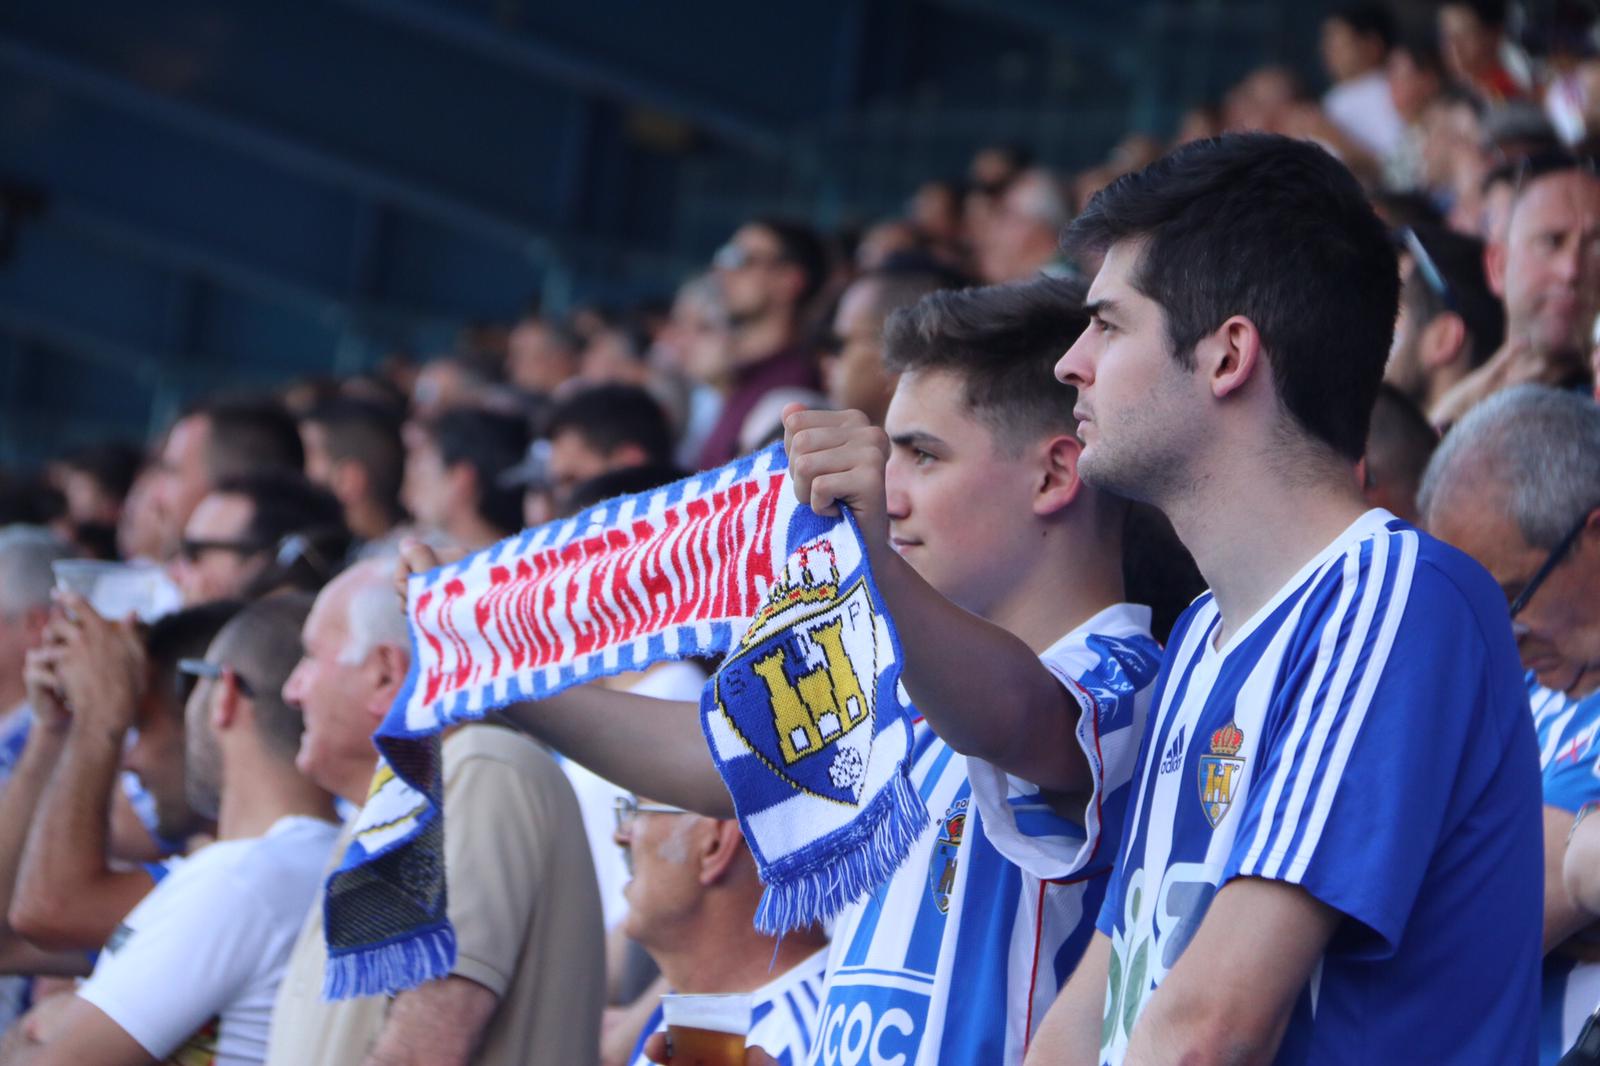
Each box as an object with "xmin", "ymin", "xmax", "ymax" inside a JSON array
[
  {"xmin": 1323, "ymin": 70, "xmax": 1404, "ymax": 159},
  {"xmin": 562, "ymin": 660, "xmax": 707, "ymax": 929},
  {"xmin": 78, "ymin": 815, "xmax": 341, "ymax": 1066}
]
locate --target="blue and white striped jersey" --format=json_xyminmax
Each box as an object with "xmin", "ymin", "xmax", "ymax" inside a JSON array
[
  {"xmin": 812, "ymin": 605, "xmax": 1161, "ymax": 1066},
  {"xmin": 1532, "ymin": 679, "xmax": 1600, "ymax": 1064},
  {"xmin": 628, "ymin": 948, "xmax": 827, "ymax": 1066},
  {"xmin": 1098, "ymin": 511, "xmax": 1543, "ymax": 1066}
]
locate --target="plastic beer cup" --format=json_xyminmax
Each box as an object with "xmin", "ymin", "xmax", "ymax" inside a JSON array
[{"xmin": 660, "ymin": 993, "xmax": 752, "ymax": 1066}]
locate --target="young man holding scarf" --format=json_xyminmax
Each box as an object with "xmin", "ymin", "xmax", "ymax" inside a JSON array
[{"xmin": 404, "ymin": 275, "xmax": 1166, "ymax": 1065}]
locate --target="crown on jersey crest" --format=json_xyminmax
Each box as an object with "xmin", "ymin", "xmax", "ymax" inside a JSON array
[
  {"xmin": 745, "ymin": 540, "xmax": 841, "ymax": 638},
  {"xmin": 1210, "ymin": 722, "xmax": 1244, "ymax": 757}
]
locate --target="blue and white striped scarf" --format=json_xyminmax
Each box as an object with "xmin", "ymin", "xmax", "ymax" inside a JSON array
[{"xmin": 324, "ymin": 444, "xmax": 921, "ymax": 997}]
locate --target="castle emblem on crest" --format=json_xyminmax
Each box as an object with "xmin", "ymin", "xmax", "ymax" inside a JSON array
[
  {"xmin": 711, "ymin": 539, "xmax": 885, "ymax": 805},
  {"xmin": 1197, "ymin": 721, "xmax": 1245, "ymax": 829}
]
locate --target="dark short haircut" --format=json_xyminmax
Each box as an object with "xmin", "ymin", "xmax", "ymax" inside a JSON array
[
  {"xmin": 544, "ymin": 385, "xmax": 673, "ymax": 467},
  {"xmin": 304, "ymin": 398, "xmax": 406, "ymax": 514},
  {"xmin": 1328, "ymin": 4, "xmax": 1396, "ymax": 49},
  {"xmin": 1392, "ymin": 32, "xmax": 1446, "ymax": 76},
  {"xmin": 211, "ymin": 471, "xmax": 350, "ymax": 595},
  {"xmin": 1401, "ymin": 224, "xmax": 1505, "ymax": 367},
  {"xmin": 427, "ymin": 408, "xmax": 531, "ymax": 536},
  {"xmin": 187, "ymin": 396, "xmax": 304, "ymax": 482},
  {"xmin": 1366, "ymin": 383, "xmax": 1438, "ymax": 507},
  {"xmin": 209, "ymin": 593, "xmax": 314, "ymax": 762},
  {"xmin": 1064, "ymin": 133, "xmax": 1399, "ymax": 461},
  {"xmin": 565, "ymin": 464, "xmax": 687, "ymax": 516},
  {"xmin": 748, "ymin": 217, "xmax": 829, "ymax": 306},
  {"xmin": 149, "ymin": 599, "xmax": 245, "ymax": 712},
  {"xmin": 1506, "ymin": 149, "xmax": 1599, "ymax": 214},
  {"xmin": 883, "ymin": 276, "xmax": 1088, "ymax": 451},
  {"xmin": 57, "ymin": 442, "xmax": 143, "ymax": 504}
]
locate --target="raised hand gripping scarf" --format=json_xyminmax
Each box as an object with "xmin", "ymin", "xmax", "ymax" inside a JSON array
[{"xmin": 324, "ymin": 443, "xmax": 926, "ymax": 999}]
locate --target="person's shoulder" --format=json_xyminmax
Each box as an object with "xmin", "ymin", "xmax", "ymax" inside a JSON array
[
  {"xmin": 443, "ymin": 723, "xmax": 569, "ymax": 798},
  {"xmin": 1376, "ymin": 520, "xmax": 1506, "ymax": 635},
  {"xmin": 212, "ymin": 818, "xmax": 342, "ymax": 893}
]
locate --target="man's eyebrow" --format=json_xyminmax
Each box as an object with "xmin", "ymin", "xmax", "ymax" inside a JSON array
[
  {"xmin": 1083, "ymin": 299, "xmax": 1121, "ymax": 321},
  {"xmin": 889, "ymin": 430, "xmax": 946, "ymax": 449}
]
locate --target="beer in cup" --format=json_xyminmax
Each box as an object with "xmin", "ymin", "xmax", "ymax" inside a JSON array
[{"xmin": 660, "ymin": 992, "xmax": 752, "ymax": 1066}]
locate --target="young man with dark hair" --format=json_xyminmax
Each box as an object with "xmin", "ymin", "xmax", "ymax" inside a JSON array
[
  {"xmin": 406, "ymin": 276, "xmax": 1166, "ymax": 1065},
  {"xmin": 151, "ymin": 397, "xmax": 305, "ymax": 560},
  {"xmin": 402, "ymin": 409, "xmax": 530, "ymax": 551},
  {"xmin": 541, "ymin": 384, "xmax": 675, "ymax": 509},
  {"xmin": 170, "ymin": 471, "xmax": 347, "ymax": 606},
  {"xmin": 697, "ymin": 219, "xmax": 829, "ymax": 469},
  {"xmin": 300, "ymin": 398, "xmax": 407, "ymax": 547},
  {"xmin": 1020, "ymin": 132, "xmax": 1540, "ymax": 1064}
]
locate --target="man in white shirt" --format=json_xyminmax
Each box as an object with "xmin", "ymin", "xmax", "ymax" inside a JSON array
[
  {"xmin": 0, "ymin": 593, "xmax": 339, "ymax": 1065},
  {"xmin": 1320, "ymin": 5, "xmax": 1405, "ymax": 160}
]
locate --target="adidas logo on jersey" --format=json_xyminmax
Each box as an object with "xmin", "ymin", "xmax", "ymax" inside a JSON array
[{"xmin": 1159, "ymin": 725, "xmax": 1186, "ymax": 774}]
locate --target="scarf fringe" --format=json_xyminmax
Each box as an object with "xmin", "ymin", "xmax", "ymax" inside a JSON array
[
  {"xmin": 753, "ymin": 769, "xmax": 929, "ymax": 935},
  {"xmin": 323, "ymin": 925, "xmax": 457, "ymax": 1002}
]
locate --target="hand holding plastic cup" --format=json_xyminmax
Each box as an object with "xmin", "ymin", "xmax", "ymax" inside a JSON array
[{"xmin": 660, "ymin": 993, "xmax": 752, "ymax": 1066}]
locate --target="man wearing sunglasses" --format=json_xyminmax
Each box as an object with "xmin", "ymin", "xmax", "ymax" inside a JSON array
[
  {"xmin": 611, "ymin": 795, "xmax": 828, "ymax": 1066},
  {"xmin": 696, "ymin": 219, "xmax": 827, "ymax": 470},
  {"xmin": 1422, "ymin": 384, "xmax": 1600, "ymax": 1063},
  {"xmin": 3, "ymin": 595, "xmax": 340, "ymax": 1066}
]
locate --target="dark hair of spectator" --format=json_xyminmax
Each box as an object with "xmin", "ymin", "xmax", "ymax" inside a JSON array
[
  {"xmin": 0, "ymin": 475, "xmax": 64, "ymax": 528},
  {"xmin": 748, "ymin": 217, "xmax": 830, "ymax": 306},
  {"xmin": 1401, "ymin": 224, "xmax": 1505, "ymax": 368},
  {"xmin": 150, "ymin": 599, "xmax": 246, "ymax": 714},
  {"xmin": 1064, "ymin": 132, "xmax": 1400, "ymax": 462},
  {"xmin": 882, "ymin": 276, "xmax": 1089, "ymax": 452},
  {"xmin": 1444, "ymin": 0, "xmax": 1508, "ymax": 28},
  {"xmin": 58, "ymin": 442, "xmax": 143, "ymax": 505},
  {"xmin": 1328, "ymin": 4, "xmax": 1396, "ymax": 50},
  {"xmin": 544, "ymin": 385, "xmax": 674, "ymax": 468},
  {"xmin": 1367, "ymin": 384, "xmax": 1439, "ymax": 503},
  {"xmin": 564, "ymin": 464, "xmax": 688, "ymax": 517},
  {"xmin": 187, "ymin": 396, "xmax": 305, "ymax": 481},
  {"xmin": 304, "ymin": 398, "xmax": 407, "ymax": 519},
  {"xmin": 1392, "ymin": 32, "xmax": 1446, "ymax": 77},
  {"xmin": 425, "ymin": 408, "xmax": 531, "ymax": 537},
  {"xmin": 209, "ymin": 593, "xmax": 315, "ymax": 761},
  {"xmin": 210, "ymin": 471, "xmax": 350, "ymax": 596}
]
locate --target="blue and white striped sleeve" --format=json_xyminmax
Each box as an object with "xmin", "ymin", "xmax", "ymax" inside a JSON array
[{"xmin": 970, "ymin": 643, "xmax": 1156, "ymax": 882}]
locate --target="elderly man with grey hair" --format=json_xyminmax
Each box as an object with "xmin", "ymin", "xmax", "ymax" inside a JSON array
[
  {"xmin": 268, "ymin": 558, "xmax": 604, "ymax": 1066},
  {"xmin": 1419, "ymin": 383, "xmax": 1600, "ymax": 1062}
]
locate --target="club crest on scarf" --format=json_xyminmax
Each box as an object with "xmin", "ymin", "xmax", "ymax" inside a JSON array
[{"xmin": 710, "ymin": 541, "xmax": 881, "ymax": 804}]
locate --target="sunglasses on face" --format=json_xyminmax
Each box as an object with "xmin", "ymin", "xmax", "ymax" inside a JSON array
[
  {"xmin": 178, "ymin": 538, "xmax": 266, "ymax": 563},
  {"xmin": 176, "ymin": 658, "xmax": 255, "ymax": 699}
]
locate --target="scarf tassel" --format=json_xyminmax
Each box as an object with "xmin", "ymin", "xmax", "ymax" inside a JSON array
[
  {"xmin": 323, "ymin": 924, "xmax": 457, "ymax": 1002},
  {"xmin": 753, "ymin": 768, "xmax": 929, "ymax": 936}
]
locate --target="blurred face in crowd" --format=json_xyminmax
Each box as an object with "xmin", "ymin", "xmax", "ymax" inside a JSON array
[
  {"xmin": 910, "ymin": 182, "xmax": 961, "ymax": 245},
  {"xmin": 118, "ymin": 467, "xmax": 169, "ymax": 562},
  {"xmin": 300, "ymin": 421, "xmax": 334, "ymax": 488},
  {"xmin": 1490, "ymin": 170, "xmax": 1600, "ymax": 358},
  {"xmin": 1056, "ymin": 240, "xmax": 1200, "ymax": 507},
  {"xmin": 152, "ymin": 415, "xmax": 213, "ymax": 557},
  {"xmin": 1429, "ymin": 494, "xmax": 1600, "ymax": 697},
  {"xmin": 123, "ymin": 669, "xmax": 196, "ymax": 841},
  {"xmin": 856, "ymin": 220, "xmax": 920, "ymax": 273},
  {"xmin": 882, "ymin": 369, "xmax": 1066, "ymax": 617},
  {"xmin": 1438, "ymin": 4, "xmax": 1500, "ymax": 81},
  {"xmin": 170, "ymin": 492, "xmax": 265, "ymax": 606},
  {"xmin": 547, "ymin": 428, "xmax": 644, "ymax": 507},
  {"xmin": 400, "ymin": 428, "xmax": 455, "ymax": 535},
  {"xmin": 1387, "ymin": 48, "xmax": 1441, "ymax": 123},
  {"xmin": 823, "ymin": 279, "xmax": 896, "ymax": 426},
  {"xmin": 1321, "ymin": 17, "xmax": 1384, "ymax": 83},
  {"xmin": 979, "ymin": 172, "xmax": 1061, "ymax": 283},
  {"xmin": 614, "ymin": 798, "xmax": 705, "ymax": 948},
  {"xmin": 56, "ymin": 467, "xmax": 121, "ymax": 526},
  {"xmin": 716, "ymin": 224, "xmax": 798, "ymax": 325},
  {"xmin": 580, "ymin": 329, "xmax": 648, "ymax": 386},
  {"xmin": 508, "ymin": 320, "xmax": 579, "ymax": 395},
  {"xmin": 282, "ymin": 571, "xmax": 388, "ymax": 801},
  {"xmin": 659, "ymin": 290, "xmax": 733, "ymax": 386}
]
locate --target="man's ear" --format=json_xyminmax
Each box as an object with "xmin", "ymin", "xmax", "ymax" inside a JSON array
[
  {"xmin": 1197, "ymin": 315, "xmax": 1265, "ymax": 401},
  {"xmin": 215, "ymin": 669, "xmax": 245, "ymax": 732},
  {"xmin": 698, "ymin": 820, "xmax": 748, "ymax": 887},
  {"xmin": 1033, "ymin": 433, "xmax": 1084, "ymax": 518},
  {"xmin": 1418, "ymin": 311, "xmax": 1468, "ymax": 371},
  {"xmin": 366, "ymin": 645, "xmax": 410, "ymax": 725},
  {"xmin": 1484, "ymin": 240, "xmax": 1508, "ymax": 301}
]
